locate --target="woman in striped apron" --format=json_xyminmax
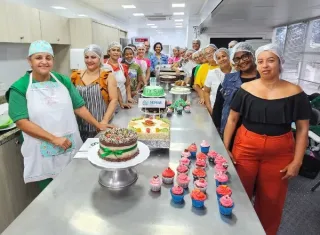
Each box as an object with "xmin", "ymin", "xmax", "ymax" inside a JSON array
[{"xmin": 71, "ymin": 44, "xmax": 118, "ymax": 141}]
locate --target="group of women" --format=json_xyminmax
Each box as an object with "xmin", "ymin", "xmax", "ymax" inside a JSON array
[{"xmin": 6, "ymin": 38, "xmax": 312, "ymax": 235}]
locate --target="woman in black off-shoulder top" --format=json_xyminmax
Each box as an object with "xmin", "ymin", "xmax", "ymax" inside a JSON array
[{"xmin": 223, "ymin": 44, "xmax": 311, "ymax": 235}]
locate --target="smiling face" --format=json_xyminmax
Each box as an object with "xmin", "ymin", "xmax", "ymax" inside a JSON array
[
  {"xmin": 28, "ymin": 53, "xmax": 53, "ymax": 76},
  {"xmin": 124, "ymin": 48, "xmax": 134, "ymax": 63},
  {"xmin": 204, "ymin": 47, "xmax": 215, "ymax": 63},
  {"xmin": 173, "ymin": 48, "xmax": 180, "ymax": 57},
  {"xmin": 155, "ymin": 44, "xmax": 162, "ymax": 53},
  {"xmin": 215, "ymin": 51, "xmax": 230, "ymax": 67},
  {"xmin": 192, "ymin": 42, "xmax": 200, "ymax": 51},
  {"xmin": 84, "ymin": 51, "xmax": 100, "ymax": 71},
  {"xmin": 233, "ymin": 51, "xmax": 254, "ymax": 72},
  {"xmin": 137, "ymin": 47, "xmax": 145, "ymax": 57},
  {"xmin": 180, "ymin": 49, "xmax": 186, "ymax": 58},
  {"xmin": 257, "ymin": 51, "xmax": 280, "ymax": 79},
  {"xmin": 144, "ymin": 41, "xmax": 150, "ymax": 52},
  {"xmin": 108, "ymin": 47, "xmax": 121, "ymax": 61}
]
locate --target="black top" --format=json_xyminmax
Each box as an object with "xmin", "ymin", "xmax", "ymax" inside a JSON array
[
  {"xmin": 190, "ymin": 67, "xmax": 197, "ymax": 87},
  {"xmin": 230, "ymin": 88, "xmax": 312, "ymax": 136}
]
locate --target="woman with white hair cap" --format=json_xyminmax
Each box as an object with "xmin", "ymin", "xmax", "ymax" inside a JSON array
[
  {"xmin": 104, "ymin": 42, "xmax": 134, "ymax": 109},
  {"xmin": 224, "ymin": 43, "xmax": 311, "ymax": 235},
  {"xmin": 71, "ymin": 44, "xmax": 118, "ymax": 140},
  {"xmin": 6, "ymin": 40, "xmax": 106, "ymax": 190},
  {"xmin": 168, "ymin": 46, "xmax": 181, "ymax": 64},
  {"xmin": 136, "ymin": 43, "xmax": 150, "ymax": 83},
  {"xmin": 204, "ymin": 48, "xmax": 236, "ymax": 115}
]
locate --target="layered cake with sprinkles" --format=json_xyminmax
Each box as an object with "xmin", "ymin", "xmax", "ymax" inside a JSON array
[{"xmin": 98, "ymin": 128, "xmax": 139, "ymax": 162}]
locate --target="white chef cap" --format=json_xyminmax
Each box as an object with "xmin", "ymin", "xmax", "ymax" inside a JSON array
[
  {"xmin": 84, "ymin": 44, "xmax": 102, "ymax": 58},
  {"xmin": 255, "ymin": 43, "xmax": 284, "ymax": 72},
  {"xmin": 107, "ymin": 41, "xmax": 122, "ymax": 52},
  {"xmin": 136, "ymin": 43, "xmax": 145, "ymax": 49},
  {"xmin": 206, "ymin": 44, "xmax": 218, "ymax": 51},
  {"xmin": 230, "ymin": 42, "xmax": 255, "ymax": 64},
  {"xmin": 228, "ymin": 40, "xmax": 238, "ymax": 49},
  {"xmin": 192, "ymin": 39, "xmax": 201, "ymax": 45},
  {"xmin": 173, "ymin": 46, "xmax": 180, "ymax": 51},
  {"xmin": 213, "ymin": 48, "xmax": 229, "ymax": 63}
]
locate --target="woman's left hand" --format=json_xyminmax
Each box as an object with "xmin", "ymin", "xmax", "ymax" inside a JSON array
[
  {"xmin": 97, "ymin": 123, "xmax": 116, "ymax": 131},
  {"xmin": 128, "ymin": 97, "xmax": 136, "ymax": 103},
  {"xmin": 281, "ymin": 161, "xmax": 302, "ymax": 180}
]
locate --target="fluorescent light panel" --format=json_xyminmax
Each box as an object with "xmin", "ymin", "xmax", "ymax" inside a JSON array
[
  {"xmin": 147, "ymin": 23, "xmax": 155, "ymax": 26},
  {"xmin": 173, "ymin": 12, "xmax": 184, "ymax": 15},
  {"xmin": 172, "ymin": 3, "xmax": 185, "ymax": 8},
  {"xmin": 133, "ymin": 13, "xmax": 144, "ymax": 16},
  {"xmin": 175, "ymin": 19, "xmax": 184, "ymax": 22},
  {"xmin": 51, "ymin": 6, "xmax": 66, "ymax": 10},
  {"xmin": 122, "ymin": 5, "xmax": 136, "ymax": 8},
  {"xmin": 175, "ymin": 26, "xmax": 182, "ymax": 28},
  {"xmin": 175, "ymin": 22, "xmax": 183, "ymax": 25}
]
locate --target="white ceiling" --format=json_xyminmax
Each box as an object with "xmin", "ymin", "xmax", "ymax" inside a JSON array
[{"xmin": 201, "ymin": 0, "xmax": 320, "ymax": 34}]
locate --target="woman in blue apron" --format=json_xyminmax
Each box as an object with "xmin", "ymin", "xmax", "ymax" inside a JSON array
[{"xmin": 6, "ymin": 40, "xmax": 105, "ymax": 190}]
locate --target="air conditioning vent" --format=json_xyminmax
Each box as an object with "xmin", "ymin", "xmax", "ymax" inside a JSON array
[{"xmin": 145, "ymin": 15, "xmax": 172, "ymax": 21}]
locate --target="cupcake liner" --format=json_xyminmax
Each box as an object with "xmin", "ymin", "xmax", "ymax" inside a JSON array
[
  {"xmin": 219, "ymin": 203, "xmax": 234, "ymax": 216},
  {"xmin": 170, "ymin": 189, "xmax": 184, "ymax": 203},
  {"xmin": 150, "ymin": 185, "xmax": 161, "ymax": 192},
  {"xmin": 192, "ymin": 199, "xmax": 205, "ymax": 208},
  {"xmin": 190, "ymin": 151, "xmax": 197, "ymax": 159},
  {"xmin": 200, "ymin": 146, "xmax": 210, "ymax": 154},
  {"xmin": 215, "ymin": 179, "xmax": 228, "ymax": 187},
  {"xmin": 162, "ymin": 176, "xmax": 174, "ymax": 184},
  {"xmin": 178, "ymin": 181, "xmax": 189, "ymax": 189},
  {"xmin": 194, "ymin": 184, "xmax": 207, "ymax": 193}
]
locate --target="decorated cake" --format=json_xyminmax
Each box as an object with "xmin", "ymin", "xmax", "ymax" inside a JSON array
[
  {"xmin": 142, "ymin": 85, "xmax": 165, "ymax": 97},
  {"xmin": 128, "ymin": 117, "xmax": 170, "ymax": 141},
  {"xmin": 98, "ymin": 128, "xmax": 139, "ymax": 162}
]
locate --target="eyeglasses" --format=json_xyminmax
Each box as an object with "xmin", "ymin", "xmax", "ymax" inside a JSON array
[{"xmin": 233, "ymin": 52, "xmax": 251, "ymax": 64}]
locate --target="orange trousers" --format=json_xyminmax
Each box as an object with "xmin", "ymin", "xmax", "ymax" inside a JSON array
[{"xmin": 232, "ymin": 125, "xmax": 294, "ymax": 235}]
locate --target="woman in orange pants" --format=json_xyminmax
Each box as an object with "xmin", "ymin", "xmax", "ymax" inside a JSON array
[{"xmin": 223, "ymin": 44, "xmax": 311, "ymax": 235}]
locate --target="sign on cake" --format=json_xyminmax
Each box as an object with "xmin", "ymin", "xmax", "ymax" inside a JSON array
[{"xmin": 138, "ymin": 98, "xmax": 166, "ymax": 108}]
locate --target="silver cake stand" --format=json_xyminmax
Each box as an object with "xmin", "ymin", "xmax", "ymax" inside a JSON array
[{"xmin": 88, "ymin": 141, "xmax": 150, "ymax": 189}]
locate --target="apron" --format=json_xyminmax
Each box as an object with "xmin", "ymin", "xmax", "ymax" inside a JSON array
[
  {"xmin": 75, "ymin": 71, "xmax": 108, "ymax": 141},
  {"xmin": 136, "ymin": 58, "xmax": 147, "ymax": 77},
  {"xmin": 128, "ymin": 67, "xmax": 138, "ymax": 91},
  {"xmin": 22, "ymin": 72, "xmax": 83, "ymax": 183}
]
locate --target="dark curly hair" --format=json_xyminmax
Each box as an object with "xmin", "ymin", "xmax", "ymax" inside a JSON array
[{"xmin": 153, "ymin": 42, "xmax": 163, "ymax": 51}]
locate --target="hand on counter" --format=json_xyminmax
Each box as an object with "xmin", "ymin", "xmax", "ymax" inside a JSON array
[
  {"xmin": 97, "ymin": 123, "xmax": 116, "ymax": 131},
  {"xmin": 121, "ymin": 103, "xmax": 132, "ymax": 109},
  {"xmin": 51, "ymin": 136, "xmax": 72, "ymax": 151},
  {"xmin": 128, "ymin": 97, "xmax": 137, "ymax": 104},
  {"xmin": 198, "ymin": 98, "xmax": 205, "ymax": 105}
]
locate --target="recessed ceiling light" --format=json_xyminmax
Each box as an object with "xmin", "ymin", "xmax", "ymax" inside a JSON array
[
  {"xmin": 147, "ymin": 23, "xmax": 155, "ymax": 26},
  {"xmin": 133, "ymin": 13, "xmax": 144, "ymax": 16},
  {"xmin": 172, "ymin": 3, "xmax": 185, "ymax": 8},
  {"xmin": 78, "ymin": 14, "xmax": 88, "ymax": 17},
  {"xmin": 122, "ymin": 5, "xmax": 136, "ymax": 9},
  {"xmin": 173, "ymin": 12, "xmax": 184, "ymax": 15},
  {"xmin": 175, "ymin": 19, "xmax": 184, "ymax": 22},
  {"xmin": 51, "ymin": 6, "xmax": 67, "ymax": 10},
  {"xmin": 151, "ymin": 26, "xmax": 158, "ymax": 28},
  {"xmin": 175, "ymin": 22, "xmax": 183, "ymax": 25}
]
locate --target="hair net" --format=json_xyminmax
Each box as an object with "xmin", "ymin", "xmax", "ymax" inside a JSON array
[
  {"xmin": 192, "ymin": 39, "xmax": 201, "ymax": 45},
  {"xmin": 122, "ymin": 46, "xmax": 134, "ymax": 56},
  {"xmin": 186, "ymin": 49, "xmax": 196, "ymax": 54},
  {"xmin": 107, "ymin": 41, "xmax": 122, "ymax": 52},
  {"xmin": 206, "ymin": 44, "xmax": 218, "ymax": 51},
  {"xmin": 136, "ymin": 43, "xmax": 145, "ymax": 49},
  {"xmin": 28, "ymin": 40, "xmax": 54, "ymax": 57},
  {"xmin": 228, "ymin": 40, "xmax": 238, "ymax": 48},
  {"xmin": 213, "ymin": 47, "xmax": 229, "ymax": 63},
  {"xmin": 192, "ymin": 51, "xmax": 199, "ymax": 59},
  {"xmin": 255, "ymin": 43, "xmax": 284, "ymax": 72},
  {"xmin": 84, "ymin": 44, "xmax": 102, "ymax": 58},
  {"xmin": 230, "ymin": 42, "xmax": 255, "ymax": 64},
  {"xmin": 173, "ymin": 46, "xmax": 180, "ymax": 51}
]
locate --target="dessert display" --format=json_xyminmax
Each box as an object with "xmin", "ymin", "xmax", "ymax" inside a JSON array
[
  {"xmin": 181, "ymin": 149, "xmax": 191, "ymax": 159},
  {"xmin": 141, "ymin": 107, "xmax": 167, "ymax": 115},
  {"xmin": 214, "ymin": 172, "xmax": 229, "ymax": 186},
  {"xmin": 194, "ymin": 178, "xmax": 208, "ymax": 193},
  {"xmin": 160, "ymin": 75, "xmax": 177, "ymax": 82},
  {"xmin": 207, "ymin": 150, "xmax": 219, "ymax": 163},
  {"xmin": 150, "ymin": 175, "xmax": 162, "ymax": 192},
  {"xmin": 195, "ymin": 159, "xmax": 206, "ymax": 169},
  {"xmin": 184, "ymin": 105, "xmax": 191, "ymax": 113},
  {"xmin": 215, "ymin": 155, "xmax": 227, "ymax": 165},
  {"xmin": 177, "ymin": 173, "xmax": 190, "ymax": 189},
  {"xmin": 179, "ymin": 157, "xmax": 191, "ymax": 167},
  {"xmin": 188, "ymin": 143, "xmax": 197, "ymax": 158},
  {"xmin": 170, "ymin": 86, "xmax": 191, "ymax": 94},
  {"xmin": 142, "ymin": 85, "xmax": 165, "ymax": 97},
  {"xmin": 170, "ymin": 185, "xmax": 185, "ymax": 203},
  {"xmin": 174, "ymin": 80, "xmax": 187, "ymax": 86},
  {"xmin": 214, "ymin": 164, "xmax": 228, "ymax": 174},
  {"xmin": 191, "ymin": 189, "xmax": 207, "ymax": 208},
  {"xmin": 200, "ymin": 140, "xmax": 210, "ymax": 154},
  {"xmin": 162, "ymin": 167, "xmax": 175, "ymax": 184},
  {"xmin": 176, "ymin": 164, "xmax": 189, "ymax": 175},
  {"xmin": 196, "ymin": 152, "xmax": 207, "ymax": 162},
  {"xmin": 98, "ymin": 128, "xmax": 139, "ymax": 162},
  {"xmin": 219, "ymin": 195, "xmax": 234, "ymax": 216},
  {"xmin": 192, "ymin": 168, "xmax": 206, "ymax": 180},
  {"xmin": 216, "ymin": 185, "xmax": 232, "ymax": 199}
]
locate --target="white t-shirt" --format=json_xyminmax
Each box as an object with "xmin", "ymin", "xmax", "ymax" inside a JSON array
[
  {"xmin": 182, "ymin": 60, "xmax": 197, "ymax": 78},
  {"xmin": 204, "ymin": 68, "xmax": 236, "ymax": 105}
]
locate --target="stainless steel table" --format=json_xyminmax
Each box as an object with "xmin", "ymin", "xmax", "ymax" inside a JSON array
[{"xmin": 2, "ymin": 93, "xmax": 265, "ymax": 235}]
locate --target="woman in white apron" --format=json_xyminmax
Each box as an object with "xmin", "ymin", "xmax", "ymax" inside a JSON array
[
  {"xmin": 204, "ymin": 48, "xmax": 236, "ymax": 115},
  {"xmin": 104, "ymin": 42, "xmax": 135, "ymax": 110},
  {"xmin": 71, "ymin": 44, "xmax": 118, "ymax": 141},
  {"xmin": 6, "ymin": 40, "xmax": 105, "ymax": 190}
]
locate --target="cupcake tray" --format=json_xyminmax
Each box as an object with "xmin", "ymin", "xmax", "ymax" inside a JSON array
[{"xmin": 88, "ymin": 141, "xmax": 150, "ymax": 189}]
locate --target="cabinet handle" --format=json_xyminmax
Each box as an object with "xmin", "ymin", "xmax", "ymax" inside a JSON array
[
  {"xmin": 15, "ymin": 140, "xmax": 20, "ymax": 145},
  {"xmin": 20, "ymin": 36, "xmax": 24, "ymax": 40}
]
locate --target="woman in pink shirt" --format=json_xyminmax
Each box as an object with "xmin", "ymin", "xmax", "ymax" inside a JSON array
[
  {"xmin": 168, "ymin": 46, "xmax": 181, "ymax": 64},
  {"xmin": 135, "ymin": 44, "xmax": 150, "ymax": 84}
]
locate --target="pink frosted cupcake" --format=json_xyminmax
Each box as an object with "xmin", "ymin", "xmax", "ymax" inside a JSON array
[
  {"xmin": 194, "ymin": 178, "xmax": 208, "ymax": 193},
  {"xmin": 179, "ymin": 157, "xmax": 191, "ymax": 167},
  {"xmin": 219, "ymin": 195, "xmax": 234, "ymax": 216},
  {"xmin": 188, "ymin": 143, "xmax": 197, "ymax": 158},
  {"xmin": 195, "ymin": 159, "xmax": 206, "ymax": 169},
  {"xmin": 196, "ymin": 152, "xmax": 207, "ymax": 162},
  {"xmin": 177, "ymin": 173, "xmax": 190, "ymax": 188},
  {"xmin": 216, "ymin": 185, "xmax": 232, "ymax": 199},
  {"xmin": 214, "ymin": 164, "xmax": 228, "ymax": 174},
  {"xmin": 162, "ymin": 167, "xmax": 175, "ymax": 184},
  {"xmin": 214, "ymin": 172, "xmax": 229, "ymax": 186},
  {"xmin": 200, "ymin": 140, "xmax": 210, "ymax": 154},
  {"xmin": 207, "ymin": 150, "xmax": 219, "ymax": 163},
  {"xmin": 150, "ymin": 175, "xmax": 162, "ymax": 192},
  {"xmin": 181, "ymin": 149, "xmax": 191, "ymax": 159},
  {"xmin": 177, "ymin": 164, "xmax": 189, "ymax": 175},
  {"xmin": 214, "ymin": 155, "xmax": 227, "ymax": 165}
]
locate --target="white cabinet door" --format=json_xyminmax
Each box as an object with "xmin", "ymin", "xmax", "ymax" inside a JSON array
[
  {"xmin": 69, "ymin": 18, "xmax": 93, "ymax": 48},
  {"xmin": 0, "ymin": 2, "xmax": 8, "ymax": 42}
]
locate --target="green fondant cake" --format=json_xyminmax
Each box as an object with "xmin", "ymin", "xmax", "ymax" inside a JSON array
[{"xmin": 142, "ymin": 86, "xmax": 165, "ymax": 97}]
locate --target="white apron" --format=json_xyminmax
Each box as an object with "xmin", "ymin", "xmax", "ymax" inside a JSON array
[{"xmin": 22, "ymin": 72, "xmax": 83, "ymax": 183}]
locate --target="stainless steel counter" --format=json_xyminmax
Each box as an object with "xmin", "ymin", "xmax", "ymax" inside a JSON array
[{"xmin": 2, "ymin": 93, "xmax": 265, "ymax": 235}]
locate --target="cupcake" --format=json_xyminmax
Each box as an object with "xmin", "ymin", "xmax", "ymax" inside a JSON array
[
  {"xmin": 191, "ymin": 189, "xmax": 207, "ymax": 208},
  {"xmin": 167, "ymin": 107, "xmax": 173, "ymax": 116},
  {"xmin": 150, "ymin": 175, "xmax": 162, "ymax": 192},
  {"xmin": 170, "ymin": 185, "xmax": 185, "ymax": 203},
  {"xmin": 216, "ymin": 185, "xmax": 232, "ymax": 199},
  {"xmin": 214, "ymin": 172, "xmax": 229, "ymax": 186},
  {"xmin": 215, "ymin": 155, "xmax": 227, "ymax": 165},
  {"xmin": 194, "ymin": 178, "xmax": 208, "ymax": 193},
  {"xmin": 188, "ymin": 143, "xmax": 197, "ymax": 158},
  {"xmin": 162, "ymin": 167, "xmax": 175, "ymax": 184},
  {"xmin": 214, "ymin": 164, "xmax": 228, "ymax": 174},
  {"xmin": 181, "ymin": 149, "xmax": 191, "ymax": 159},
  {"xmin": 219, "ymin": 195, "xmax": 234, "ymax": 216},
  {"xmin": 207, "ymin": 150, "xmax": 219, "ymax": 163},
  {"xmin": 176, "ymin": 106, "xmax": 183, "ymax": 115},
  {"xmin": 177, "ymin": 173, "xmax": 190, "ymax": 188},
  {"xmin": 200, "ymin": 140, "xmax": 210, "ymax": 154},
  {"xmin": 166, "ymin": 100, "xmax": 172, "ymax": 106},
  {"xmin": 195, "ymin": 159, "xmax": 206, "ymax": 169},
  {"xmin": 179, "ymin": 157, "xmax": 191, "ymax": 167},
  {"xmin": 192, "ymin": 168, "xmax": 206, "ymax": 181},
  {"xmin": 177, "ymin": 164, "xmax": 189, "ymax": 175},
  {"xmin": 196, "ymin": 152, "xmax": 207, "ymax": 162},
  {"xmin": 184, "ymin": 105, "xmax": 191, "ymax": 113}
]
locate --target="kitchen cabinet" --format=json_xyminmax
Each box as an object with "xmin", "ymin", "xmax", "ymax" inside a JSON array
[{"xmin": 39, "ymin": 11, "xmax": 70, "ymax": 45}]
